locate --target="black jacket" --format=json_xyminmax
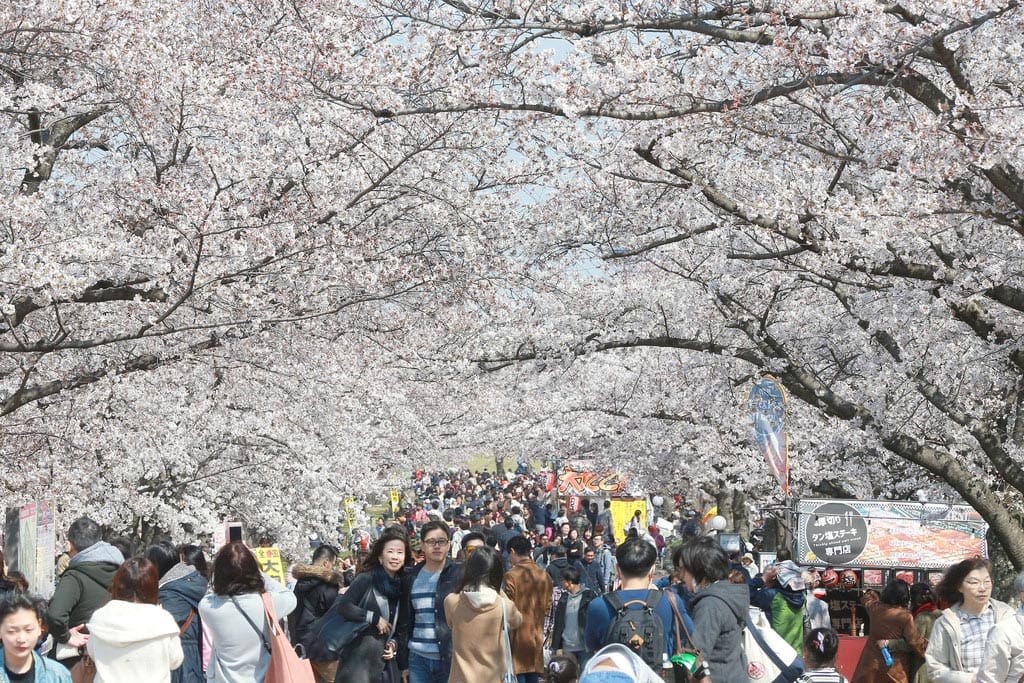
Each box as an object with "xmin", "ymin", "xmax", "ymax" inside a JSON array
[
  {"xmin": 551, "ymin": 588, "xmax": 596, "ymax": 651},
  {"xmin": 288, "ymin": 563, "xmax": 344, "ymax": 646},
  {"xmin": 546, "ymin": 558, "xmax": 570, "ymax": 585},
  {"xmin": 398, "ymin": 559, "xmax": 462, "ymax": 672},
  {"xmin": 576, "ymin": 559, "xmax": 602, "ymax": 594}
]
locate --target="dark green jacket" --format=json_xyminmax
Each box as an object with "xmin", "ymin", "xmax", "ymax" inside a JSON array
[{"xmin": 46, "ymin": 561, "xmax": 119, "ymax": 643}]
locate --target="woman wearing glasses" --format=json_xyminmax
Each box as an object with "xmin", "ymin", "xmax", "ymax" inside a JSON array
[{"xmin": 925, "ymin": 558, "xmax": 1013, "ymax": 682}]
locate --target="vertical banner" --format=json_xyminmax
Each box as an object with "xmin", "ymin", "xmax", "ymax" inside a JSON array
[
  {"xmin": 567, "ymin": 496, "xmax": 581, "ymax": 515},
  {"xmin": 748, "ymin": 376, "xmax": 790, "ymax": 495},
  {"xmin": 389, "ymin": 489, "xmax": 400, "ymax": 514},
  {"xmin": 343, "ymin": 497, "xmax": 357, "ymax": 532},
  {"xmin": 34, "ymin": 502, "xmax": 55, "ymax": 598},
  {"xmin": 3, "ymin": 502, "xmax": 55, "ymax": 597}
]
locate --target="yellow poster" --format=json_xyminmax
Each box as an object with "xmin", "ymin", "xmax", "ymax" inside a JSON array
[
  {"xmin": 610, "ymin": 499, "xmax": 646, "ymax": 545},
  {"xmin": 252, "ymin": 547, "xmax": 287, "ymax": 586},
  {"xmin": 389, "ymin": 489, "xmax": 400, "ymax": 513}
]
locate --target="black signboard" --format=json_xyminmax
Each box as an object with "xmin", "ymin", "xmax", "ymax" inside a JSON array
[{"xmin": 805, "ymin": 501, "xmax": 868, "ymax": 565}]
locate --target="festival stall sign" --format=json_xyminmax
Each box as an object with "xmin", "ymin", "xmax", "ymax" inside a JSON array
[
  {"xmin": 253, "ymin": 546, "xmax": 287, "ymax": 586},
  {"xmin": 2, "ymin": 501, "xmax": 55, "ymax": 598},
  {"xmin": 795, "ymin": 498, "xmax": 987, "ymax": 569},
  {"xmin": 556, "ymin": 467, "xmax": 629, "ymax": 496}
]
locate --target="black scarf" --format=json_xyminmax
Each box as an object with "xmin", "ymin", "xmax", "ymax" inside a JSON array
[{"xmin": 372, "ymin": 566, "xmax": 402, "ymax": 600}]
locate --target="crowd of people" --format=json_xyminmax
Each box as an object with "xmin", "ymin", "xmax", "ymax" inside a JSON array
[{"xmin": 2, "ymin": 468, "xmax": 1024, "ymax": 683}]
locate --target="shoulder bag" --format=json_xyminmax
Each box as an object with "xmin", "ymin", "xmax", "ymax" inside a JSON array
[
  {"xmin": 301, "ymin": 584, "xmax": 376, "ymax": 662},
  {"xmin": 666, "ymin": 590, "xmax": 704, "ymax": 683},
  {"xmin": 379, "ymin": 599, "xmax": 402, "ymax": 683},
  {"xmin": 230, "ymin": 593, "xmax": 315, "ymax": 683},
  {"xmin": 500, "ymin": 597, "xmax": 517, "ymax": 683},
  {"xmin": 744, "ymin": 609, "xmax": 803, "ymax": 683}
]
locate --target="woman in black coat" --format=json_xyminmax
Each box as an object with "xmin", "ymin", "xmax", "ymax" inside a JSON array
[{"xmin": 332, "ymin": 528, "xmax": 412, "ymax": 683}]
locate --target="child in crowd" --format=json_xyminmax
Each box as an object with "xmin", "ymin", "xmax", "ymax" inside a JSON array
[
  {"xmin": 546, "ymin": 652, "xmax": 579, "ymax": 683},
  {"xmin": 798, "ymin": 627, "xmax": 848, "ymax": 683}
]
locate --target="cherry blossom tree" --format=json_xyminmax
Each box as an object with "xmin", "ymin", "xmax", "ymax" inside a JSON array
[
  {"xmin": 343, "ymin": 0, "xmax": 1024, "ymax": 563},
  {"xmin": 5, "ymin": 0, "xmax": 1024, "ymax": 565}
]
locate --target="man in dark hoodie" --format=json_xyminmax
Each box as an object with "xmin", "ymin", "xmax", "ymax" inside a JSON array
[
  {"xmin": 46, "ymin": 516, "xmax": 124, "ymax": 669},
  {"xmin": 546, "ymin": 544, "xmax": 571, "ymax": 586}
]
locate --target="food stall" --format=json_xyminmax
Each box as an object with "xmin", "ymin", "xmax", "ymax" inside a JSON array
[{"xmin": 793, "ymin": 498, "xmax": 989, "ymax": 678}]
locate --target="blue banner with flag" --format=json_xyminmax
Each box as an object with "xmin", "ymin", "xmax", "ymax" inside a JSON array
[{"xmin": 748, "ymin": 376, "xmax": 789, "ymax": 495}]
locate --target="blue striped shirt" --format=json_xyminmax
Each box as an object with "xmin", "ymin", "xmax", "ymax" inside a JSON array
[{"xmin": 409, "ymin": 568, "xmax": 441, "ymax": 658}]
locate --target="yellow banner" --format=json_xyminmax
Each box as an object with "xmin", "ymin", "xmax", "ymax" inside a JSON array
[
  {"xmin": 610, "ymin": 499, "xmax": 646, "ymax": 545},
  {"xmin": 252, "ymin": 546, "xmax": 287, "ymax": 586}
]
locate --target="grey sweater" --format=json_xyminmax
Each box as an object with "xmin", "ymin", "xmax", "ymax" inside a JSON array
[{"xmin": 199, "ymin": 578, "xmax": 296, "ymax": 683}]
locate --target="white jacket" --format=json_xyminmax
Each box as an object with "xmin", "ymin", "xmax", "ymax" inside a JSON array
[
  {"xmin": 86, "ymin": 600, "xmax": 183, "ymax": 683},
  {"xmin": 925, "ymin": 600, "xmax": 1014, "ymax": 683},
  {"xmin": 976, "ymin": 613, "xmax": 1024, "ymax": 683}
]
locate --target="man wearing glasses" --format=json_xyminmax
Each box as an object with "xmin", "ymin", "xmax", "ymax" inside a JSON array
[{"xmin": 399, "ymin": 520, "xmax": 462, "ymax": 683}]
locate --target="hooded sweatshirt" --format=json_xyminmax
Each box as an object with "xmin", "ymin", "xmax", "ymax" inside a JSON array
[
  {"xmin": 580, "ymin": 643, "xmax": 664, "ymax": 683},
  {"xmin": 690, "ymin": 579, "xmax": 750, "ymax": 683},
  {"xmin": 86, "ymin": 599, "xmax": 183, "ymax": 683},
  {"xmin": 46, "ymin": 541, "xmax": 124, "ymax": 646},
  {"xmin": 444, "ymin": 587, "xmax": 522, "ymax": 683}
]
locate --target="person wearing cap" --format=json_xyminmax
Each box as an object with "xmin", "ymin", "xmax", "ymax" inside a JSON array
[{"xmin": 740, "ymin": 553, "xmax": 757, "ymax": 580}]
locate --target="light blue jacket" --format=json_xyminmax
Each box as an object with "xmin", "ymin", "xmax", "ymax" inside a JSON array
[{"xmin": 0, "ymin": 648, "xmax": 72, "ymax": 683}]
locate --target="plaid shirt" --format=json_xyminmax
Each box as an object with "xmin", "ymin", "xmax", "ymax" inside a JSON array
[{"xmin": 957, "ymin": 602, "xmax": 996, "ymax": 671}]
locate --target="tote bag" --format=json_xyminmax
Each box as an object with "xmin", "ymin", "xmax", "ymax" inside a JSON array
[
  {"xmin": 261, "ymin": 593, "xmax": 316, "ymax": 683},
  {"xmin": 745, "ymin": 608, "xmax": 803, "ymax": 683}
]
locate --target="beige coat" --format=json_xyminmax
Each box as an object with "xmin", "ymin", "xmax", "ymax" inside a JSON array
[
  {"xmin": 504, "ymin": 558, "xmax": 554, "ymax": 675},
  {"xmin": 445, "ymin": 588, "xmax": 522, "ymax": 683}
]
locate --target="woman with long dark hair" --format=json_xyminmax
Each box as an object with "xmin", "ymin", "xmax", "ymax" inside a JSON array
[
  {"xmin": 925, "ymin": 558, "xmax": 1013, "ymax": 681},
  {"xmin": 86, "ymin": 557, "xmax": 183, "ymax": 682},
  {"xmin": 444, "ymin": 545, "xmax": 521, "ymax": 683},
  {"xmin": 199, "ymin": 541, "xmax": 296, "ymax": 682},
  {"xmin": 851, "ymin": 580, "xmax": 925, "ymax": 683},
  {"xmin": 148, "ymin": 541, "xmax": 209, "ymax": 683},
  {"xmin": 328, "ymin": 527, "xmax": 411, "ymax": 683}
]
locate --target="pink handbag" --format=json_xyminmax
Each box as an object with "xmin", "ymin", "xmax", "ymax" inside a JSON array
[{"xmin": 261, "ymin": 593, "xmax": 316, "ymax": 683}]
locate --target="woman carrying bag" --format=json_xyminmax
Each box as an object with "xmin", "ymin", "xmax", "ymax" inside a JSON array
[
  {"xmin": 445, "ymin": 546, "xmax": 522, "ymax": 683},
  {"xmin": 327, "ymin": 527, "xmax": 411, "ymax": 683},
  {"xmin": 199, "ymin": 542, "xmax": 297, "ymax": 683}
]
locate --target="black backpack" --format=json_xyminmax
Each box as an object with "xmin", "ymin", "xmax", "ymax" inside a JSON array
[{"xmin": 603, "ymin": 589, "xmax": 665, "ymax": 670}]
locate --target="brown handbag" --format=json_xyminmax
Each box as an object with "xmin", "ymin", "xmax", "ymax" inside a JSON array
[
  {"xmin": 69, "ymin": 653, "xmax": 96, "ymax": 683},
  {"xmin": 666, "ymin": 590, "xmax": 705, "ymax": 683}
]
